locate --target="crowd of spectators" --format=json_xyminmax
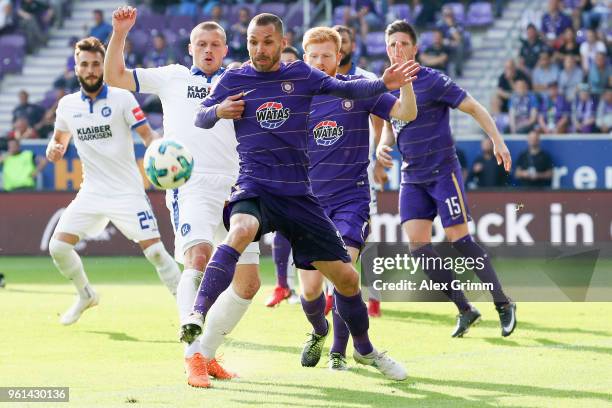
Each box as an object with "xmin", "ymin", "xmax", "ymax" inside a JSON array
[
  {"xmin": 494, "ymin": 0, "xmax": 612, "ymax": 134},
  {"xmin": 1, "ymin": 0, "xmax": 600, "ymax": 192}
]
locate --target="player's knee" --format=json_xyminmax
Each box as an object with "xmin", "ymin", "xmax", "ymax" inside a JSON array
[
  {"xmin": 302, "ymin": 284, "xmax": 323, "ymax": 301},
  {"xmin": 143, "ymin": 242, "xmax": 165, "ymax": 264},
  {"xmin": 184, "ymin": 246, "xmax": 210, "ymax": 271},
  {"xmin": 49, "ymin": 238, "xmax": 73, "ymax": 261},
  {"xmin": 229, "ymin": 223, "xmax": 258, "ymax": 247},
  {"xmin": 334, "ymin": 267, "xmax": 360, "ymax": 294}
]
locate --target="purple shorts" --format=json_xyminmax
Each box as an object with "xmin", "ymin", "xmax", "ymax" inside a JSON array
[
  {"xmin": 322, "ymin": 199, "xmax": 371, "ymax": 250},
  {"xmin": 399, "ymin": 166, "xmax": 471, "ymax": 228}
]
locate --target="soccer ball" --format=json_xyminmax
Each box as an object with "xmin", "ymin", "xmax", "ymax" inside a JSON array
[{"xmin": 144, "ymin": 139, "xmax": 194, "ymax": 189}]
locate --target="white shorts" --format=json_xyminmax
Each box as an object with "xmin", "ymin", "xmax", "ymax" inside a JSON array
[
  {"xmin": 54, "ymin": 191, "xmax": 161, "ymax": 242},
  {"xmin": 165, "ymin": 172, "xmax": 260, "ymax": 265}
]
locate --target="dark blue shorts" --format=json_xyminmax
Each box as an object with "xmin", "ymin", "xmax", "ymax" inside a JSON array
[
  {"xmin": 322, "ymin": 198, "xmax": 371, "ymax": 250},
  {"xmin": 223, "ymin": 183, "xmax": 351, "ymax": 270},
  {"xmin": 399, "ymin": 165, "xmax": 471, "ymax": 228}
]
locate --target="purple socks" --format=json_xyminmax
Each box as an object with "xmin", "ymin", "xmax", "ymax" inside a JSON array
[
  {"xmin": 412, "ymin": 244, "xmax": 472, "ymax": 312},
  {"xmin": 273, "ymin": 232, "xmax": 291, "ymax": 288},
  {"xmin": 333, "ymin": 289, "xmax": 373, "ymax": 356},
  {"xmin": 300, "ymin": 292, "xmax": 328, "ymax": 336},
  {"xmin": 452, "ymin": 234, "xmax": 510, "ymax": 307},
  {"xmin": 193, "ymin": 244, "xmax": 240, "ymax": 316},
  {"xmin": 330, "ymin": 296, "xmax": 350, "ymax": 356}
]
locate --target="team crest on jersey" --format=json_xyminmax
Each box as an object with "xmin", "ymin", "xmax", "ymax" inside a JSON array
[
  {"xmin": 313, "ymin": 120, "xmax": 344, "ymax": 146},
  {"xmin": 180, "ymin": 223, "xmax": 191, "ymax": 237},
  {"xmin": 281, "ymin": 81, "xmax": 294, "ymax": 93},
  {"xmin": 341, "ymin": 99, "xmax": 354, "ymax": 111},
  {"xmin": 255, "ymin": 102, "xmax": 291, "ymax": 129},
  {"xmin": 101, "ymin": 106, "xmax": 112, "ymax": 117}
]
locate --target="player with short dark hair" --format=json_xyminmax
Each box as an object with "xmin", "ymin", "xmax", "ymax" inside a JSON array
[
  {"xmin": 182, "ymin": 13, "xmax": 418, "ymax": 380},
  {"xmin": 378, "ymin": 20, "xmax": 517, "ymax": 338},
  {"xmin": 46, "ymin": 36, "xmax": 180, "ymax": 328}
]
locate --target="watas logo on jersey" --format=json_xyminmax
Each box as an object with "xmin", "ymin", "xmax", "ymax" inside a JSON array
[
  {"xmin": 313, "ymin": 120, "xmax": 344, "ymax": 146},
  {"xmin": 255, "ymin": 102, "xmax": 290, "ymax": 129}
]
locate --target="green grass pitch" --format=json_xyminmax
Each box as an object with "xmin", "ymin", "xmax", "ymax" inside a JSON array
[{"xmin": 0, "ymin": 256, "xmax": 611, "ymax": 407}]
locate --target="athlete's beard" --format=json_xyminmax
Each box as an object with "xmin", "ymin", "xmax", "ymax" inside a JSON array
[
  {"xmin": 252, "ymin": 48, "xmax": 281, "ymax": 72},
  {"xmin": 78, "ymin": 75, "xmax": 104, "ymax": 93},
  {"xmin": 340, "ymin": 50, "xmax": 352, "ymax": 67}
]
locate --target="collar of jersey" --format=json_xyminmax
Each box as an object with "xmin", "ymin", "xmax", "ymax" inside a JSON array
[
  {"xmin": 80, "ymin": 83, "xmax": 108, "ymax": 102},
  {"xmin": 347, "ymin": 62, "xmax": 357, "ymax": 76},
  {"xmin": 190, "ymin": 65, "xmax": 226, "ymax": 83}
]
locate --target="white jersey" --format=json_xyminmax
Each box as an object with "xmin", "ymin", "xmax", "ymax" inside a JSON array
[
  {"xmin": 55, "ymin": 85, "xmax": 148, "ymax": 196},
  {"xmin": 133, "ymin": 64, "xmax": 238, "ymax": 177}
]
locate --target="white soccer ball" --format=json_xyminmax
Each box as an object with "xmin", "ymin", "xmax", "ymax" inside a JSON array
[{"xmin": 144, "ymin": 139, "xmax": 194, "ymax": 190}]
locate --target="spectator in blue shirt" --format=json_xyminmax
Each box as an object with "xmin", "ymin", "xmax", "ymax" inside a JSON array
[
  {"xmin": 532, "ymin": 51, "xmax": 561, "ymax": 97},
  {"xmin": 143, "ymin": 33, "xmax": 175, "ymax": 68},
  {"xmin": 88, "ymin": 9, "xmax": 112, "ymax": 44},
  {"xmin": 510, "ymin": 79, "xmax": 540, "ymax": 134},
  {"xmin": 588, "ymin": 52, "xmax": 611, "ymax": 99},
  {"xmin": 538, "ymin": 82, "xmax": 570, "ymax": 134}
]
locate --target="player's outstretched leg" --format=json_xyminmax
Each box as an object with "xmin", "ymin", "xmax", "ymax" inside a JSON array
[
  {"xmin": 452, "ymin": 235, "xmax": 517, "ymax": 337},
  {"xmin": 328, "ymin": 298, "xmax": 350, "ymax": 371},
  {"xmin": 317, "ymin": 260, "xmax": 407, "ymax": 380},
  {"xmin": 141, "ymin": 240, "xmax": 181, "ymax": 296},
  {"xmin": 265, "ymin": 232, "xmax": 292, "ymax": 307},
  {"xmin": 49, "ymin": 237, "xmax": 98, "ymax": 325},
  {"xmin": 199, "ymin": 264, "xmax": 260, "ymax": 379},
  {"xmin": 175, "ymin": 259, "xmax": 210, "ymax": 388},
  {"xmin": 180, "ymin": 213, "xmax": 259, "ymax": 344},
  {"xmin": 411, "ymin": 243, "xmax": 480, "ymax": 337}
]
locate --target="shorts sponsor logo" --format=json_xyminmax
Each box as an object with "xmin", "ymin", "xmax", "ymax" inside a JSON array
[
  {"xmin": 181, "ymin": 223, "xmax": 191, "ymax": 237},
  {"xmin": 313, "ymin": 120, "xmax": 344, "ymax": 146},
  {"xmin": 76, "ymin": 125, "xmax": 112, "ymax": 141},
  {"xmin": 255, "ymin": 101, "xmax": 290, "ymax": 129}
]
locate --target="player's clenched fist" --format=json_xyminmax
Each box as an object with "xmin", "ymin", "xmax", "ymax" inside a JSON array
[
  {"xmin": 112, "ymin": 6, "xmax": 137, "ymax": 34},
  {"xmin": 46, "ymin": 142, "xmax": 65, "ymax": 162},
  {"xmin": 215, "ymin": 93, "xmax": 246, "ymax": 120}
]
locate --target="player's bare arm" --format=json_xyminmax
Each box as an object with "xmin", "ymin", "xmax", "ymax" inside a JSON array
[
  {"xmin": 46, "ymin": 129, "xmax": 72, "ymax": 162},
  {"xmin": 104, "ymin": 5, "xmax": 138, "ymax": 91},
  {"xmin": 389, "ymin": 61, "xmax": 419, "ymax": 122},
  {"xmin": 458, "ymin": 94, "xmax": 512, "ymax": 172},
  {"xmin": 134, "ymin": 123, "xmax": 160, "ymax": 147},
  {"xmin": 376, "ymin": 121, "xmax": 396, "ymax": 169}
]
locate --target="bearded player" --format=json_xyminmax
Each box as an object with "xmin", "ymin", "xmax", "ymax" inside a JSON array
[{"xmin": 46, "ymin": 37, "xmax": 180, "ymax": 326}]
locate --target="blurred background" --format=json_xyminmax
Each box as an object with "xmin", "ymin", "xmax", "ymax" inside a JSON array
[{"xmin": 1, "ymin": 0, "xmax": 611, "ymax": 255}]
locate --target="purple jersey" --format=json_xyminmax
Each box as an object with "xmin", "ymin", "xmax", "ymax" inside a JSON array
[
  {"xmin": 308, "ymin": 74, "xmax": 396, "ymax": 206},
  {"xmin": 197, "ymin": 61, "xmax": 389, "ymax": 196},
  {"xmin": 392, "ymin": 67, "xmax": 467, "ymax": 184}
]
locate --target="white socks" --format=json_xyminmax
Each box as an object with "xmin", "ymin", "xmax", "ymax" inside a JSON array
[
  {"xmin": 177, "ymin": 268, "xmax": 204, "ymax": 357},
  {"xmin": 200, "ymin": 285, "xmax": 251, "ymax": 359},
  {"xmin": 143, "ymin": 242, "xmax": 181, "ymax": 297},
  {"xmin": 49, "ymin": 238, "xmax": 91, "ymax": 299}
]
